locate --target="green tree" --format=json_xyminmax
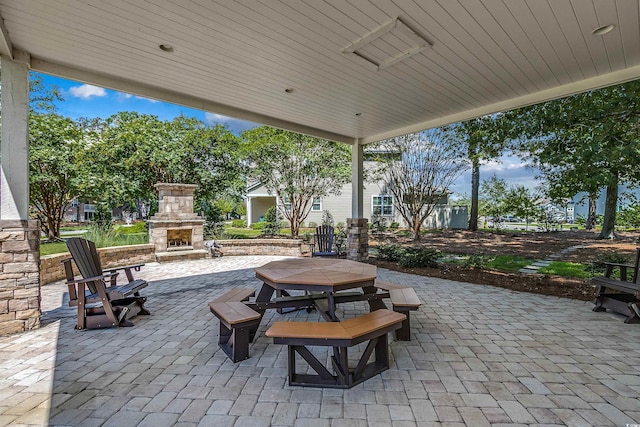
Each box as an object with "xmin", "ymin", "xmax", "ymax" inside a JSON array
[
  {"xmin": 503, "ymin": 185, "xmax": 539, "ymax": 230},
  {"xmin": 453, "ymin": 116, "xmax": 508, "ymax": 231},
  {"xmin": 373, "ymin": 128, "xmax": 468, "ymax": 240},
  {"xmin": 480, "ymin": 175, "xmax": 509, "ymax": 230},
  {"xmin": 91, "ymin": 113, "xmax": 243, "ymax": 215},
  {"xmin": 29, "ymin": 113, "xmax": 86, "ymax": 240},
  {"xmin": 504, "ymin": 80, "xmax": 640, "ymax": 238},
  {"xmin": 241, "ymin": 127, "xmax": 351, "ymax": 237}
]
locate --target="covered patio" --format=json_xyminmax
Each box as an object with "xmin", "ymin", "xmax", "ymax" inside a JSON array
[
  {"xmin": 1, "ymin": 255, "xmax": 639, "ymax": 426},
  {"xmin": 2, "ymin": 1, "xmax": 640, "ymax": 333}
]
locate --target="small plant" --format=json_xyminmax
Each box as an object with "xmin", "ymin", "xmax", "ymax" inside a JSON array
[
  {"xmin": 398, "ymin": 247, "xmax": 440, "ymax": 268},
  {"xmin": 389, "ymin": 221, "xmax": 400, "ymax": 230},
  {"xmin": 308, "ymin": 221, "xmax": 318, "ymax": 228},
  {"xmin": 369, "ymin": 213, "xmax": 387, "ymax": 234},
  {"xmin": 463, "ymin": 253, "xmax": 493, "ymax": 269},
  {"xmin": 321, "ymin": 210, "xmax": 334, "ymax": 227}
]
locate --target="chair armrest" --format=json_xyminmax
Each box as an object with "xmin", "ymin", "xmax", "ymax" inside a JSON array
[
  {"xmin": 65, "ymin": 271, "xmax": 118, "ymax": 285},
  {"xmin": 103, "ymin": 263, "xmax": 145, "ymax": 273}
]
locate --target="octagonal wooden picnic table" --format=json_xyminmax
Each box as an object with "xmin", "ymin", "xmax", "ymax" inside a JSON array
[{"xmin": 251, "ymin": 258, "xmax": 384, "ymax": 323}]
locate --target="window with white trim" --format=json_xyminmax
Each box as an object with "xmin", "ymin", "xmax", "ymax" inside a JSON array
[
  {"xmin": 311, "ymin": 197, "xmax": 321, "ymax": 211},
  {"xmin": 372, "ymin": 195, "xmax": 393, "ymax": 216}
]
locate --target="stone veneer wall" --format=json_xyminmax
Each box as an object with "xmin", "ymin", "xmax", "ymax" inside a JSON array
[
  {"xmin": 0, "ymin": 220, "xmax": 41, "ymax": 335},
  {"xmin": 217, "ymin": 239, "xmax": 303, "ymax": 257},
  {"xmin": 346, "ymin": 218, "xmax": 369, "ymax": 262},
  {"xmin": 40, "ymin": 244, "xmax": 155, "ymax": 286}
]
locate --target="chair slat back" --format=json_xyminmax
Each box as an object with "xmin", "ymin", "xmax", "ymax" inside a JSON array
[
  {"xmin": 315, "ymin": 225, "xmax": 334, "ymax": 253},
  {"xmin": 66, "ymin": 237, "xmax": 104, "ymax": 294}
]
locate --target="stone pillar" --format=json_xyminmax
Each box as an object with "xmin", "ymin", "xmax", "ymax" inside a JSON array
[
  {"xmin": 346, "ymin": 218, "xmax": 368, "ymax": 262},
  {"xmin": 0, "ymin": 220, "xmax": 41, "ymax": 335}
]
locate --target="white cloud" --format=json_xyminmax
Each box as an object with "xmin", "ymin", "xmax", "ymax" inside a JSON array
[
  {"xmin": 205, "ymin": 112, "xmax": 231, "ymax": 125},
  {"xmin": 68, "ymin": 84, "xmax": 107, "ymax": 99},
  {"xmin": 117, "ymin": 92, "xmax": 158, "ymax": 103}
]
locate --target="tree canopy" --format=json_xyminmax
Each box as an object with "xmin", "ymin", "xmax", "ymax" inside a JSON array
[
  {"xmin": 372, "ymin": 128, "xmax": 468, "ymax": 240},
  {"xmin": 503, "ymin": 80, "xmax": 640, "ymax": 238},
  {"xmin": 241, "ymin": 127, "xmax": 351, "ymax": 237}
]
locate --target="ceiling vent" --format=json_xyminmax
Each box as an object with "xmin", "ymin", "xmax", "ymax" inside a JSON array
[{"xmin": 343, "ymin": 18, "xmax": 432, "ymax": 71}]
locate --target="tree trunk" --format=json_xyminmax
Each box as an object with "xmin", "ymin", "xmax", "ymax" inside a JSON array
[
  {"xmin": 468, "ymin": 159, "xmax": 480, "ymax": 231},
  {"xmin": 412, "ymin": 214, "xmax": 421, "ymax": 241},
  {"xmin": 586, "ymin": 195, "xmax": 597, "ymax": 230},
  {"xmin": 599, "ymin": 182, "xmax": 618, "ymax": 239}
]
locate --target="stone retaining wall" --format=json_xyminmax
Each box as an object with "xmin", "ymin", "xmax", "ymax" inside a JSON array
[
  {"xmin": 40, "ymin": 244, "xmax": 155, "ymax": 285},
  {"xmin": 217, "ymin": 239, "xmax": 304, "ymax": 257}
]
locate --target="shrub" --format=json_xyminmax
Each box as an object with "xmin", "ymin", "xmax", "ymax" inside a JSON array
[
  {"xmin": 398, "ymin": 247, "xmax": 440, "ymax": 268},
  {"xmin": 322, "ymin": 210, "xmax": 334, "ymax": 226},
  {"xmin": 262, "ymin": 206, "xmax": 280, "ymax": 236},
  {"xmin": 377, "ymin": 244, "xmax": 405, "ymax": 262},
  {"xmin": 369, "ymin": 213, "xmax": 387, "ymax": 234},
  {"xmin": 308, "ymin": 221, "xmax": 318, "ymax": 228},
  {"xmin": 589, "ymin": 250, "xmax": 629, "ymax": 278},
  {"xmin": 389, "ymin": 221, "xmax": 400, "ymax": 230},
  {"xmin": 231, "ymin": 219, "xmax": 246, "ymax": 228},
  {"xmin": 250, "ymin": 222, "xmax": 265, "ymax": 230}
]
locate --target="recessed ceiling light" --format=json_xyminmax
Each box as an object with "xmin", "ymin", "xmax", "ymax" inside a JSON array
[
  {"xmin": 159, "ymin": 44, "xmax": 174, "ymax": 52},
  {"xmin": 284, "ymin": 88, "xmax": 296, "ymax": 93},
  {"xmin": 592, "ymin": 24, "xmax": 615, "ymax": 36},
  {"xmin": 355, "ymin": 112, "xmax": 363, "ymax": 117}
]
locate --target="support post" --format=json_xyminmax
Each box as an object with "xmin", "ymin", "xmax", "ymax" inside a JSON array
[
  {"xmin": 1, "ymin": 52, "xmax": 30, "ymax": 220},
  {"xmin": 246, "ymin": 196, "xmax": 252, "ymax": 228},
  {"xmin": 347, "ymin": 141, "xmax": 368, "ymax": 261},
  {"xmin": 0, "ymin": 53, "xmax": 41, "ymax": 335}
]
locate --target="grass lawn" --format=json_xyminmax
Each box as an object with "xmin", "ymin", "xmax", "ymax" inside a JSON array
[
  {"xmin": 40, "ymin": 233, "xmax": 148, "ymax": 256},
  {"xmin": 538, "ymin": 261, "xmax": 591, "ymax": 278},
  {"xmin": 486, "ymin": 255, "xmax": 532, "ymax": 272}
]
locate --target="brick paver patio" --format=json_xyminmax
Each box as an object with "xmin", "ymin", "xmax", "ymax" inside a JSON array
[{"xmin": 1, "ymin": 255, "xmax": 639, "ymax": 426}]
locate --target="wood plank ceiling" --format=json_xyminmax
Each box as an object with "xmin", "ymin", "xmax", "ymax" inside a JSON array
[{"xmin": 0, "ymin": 0, "xmax": 638, "ymax": 144}]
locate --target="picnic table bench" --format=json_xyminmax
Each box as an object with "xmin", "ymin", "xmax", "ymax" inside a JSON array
[
  {"xmin": 592, "ymin": 249, "xmax": 640, "ymax": 324},
  {"xmin": 266, "ymin": 309, "xmax": 406, "ymax": 388},
  {"xmin": 209, "ymin": 288, "xmax": 260, "ymax": 362},
  {"xmin": 374, "ymin": 280, "xmax": 422, "ymax": 340}
]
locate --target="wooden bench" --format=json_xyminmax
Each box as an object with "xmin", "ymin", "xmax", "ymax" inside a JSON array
[
  {"xmin": 211, "ymin": 287, "xmax": 256, "ymax": 303},
  {"xmin": 374, "ymin": 281, "xmax": 421, "ymax": 340},
  {"xmin": 209, "ymin": 301, "xmax": 261, "ymax": 362},
  {"xmin": 265, "ymin": 309, "xmax": 406, "ymax": 388},
  {"xmin": 592, "ymin": 250, "xmax": 640, "ymax": 323}
]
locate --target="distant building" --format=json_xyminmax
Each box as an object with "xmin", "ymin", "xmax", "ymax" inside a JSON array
[{"xmin": 245, "ymin": 162, "xmax": 468, "ymax": 229}]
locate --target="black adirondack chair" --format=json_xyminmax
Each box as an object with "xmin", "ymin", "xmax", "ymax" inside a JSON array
[
  {"xmin": 62, "ymin": 237, "xmax": 150, "ymax": 329},
  {"xmin": 310, "ymin": 225, "xmax": 338, "ymax": 257}
]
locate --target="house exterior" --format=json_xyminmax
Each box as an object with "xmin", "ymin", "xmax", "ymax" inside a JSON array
[{"xmin": 245, "ymin": 162, "xmax": 468, "ymax": 229}]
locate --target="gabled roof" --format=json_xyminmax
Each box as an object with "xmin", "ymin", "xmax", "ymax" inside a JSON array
[{"xmin": 2, "ymin": 1, "xmax": 638, "ymax": 144}]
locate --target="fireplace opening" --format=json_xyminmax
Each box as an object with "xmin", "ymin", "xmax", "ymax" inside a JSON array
[{"xmin": 167, "ymin": 229, "xmax": 193, "ymax": 251}]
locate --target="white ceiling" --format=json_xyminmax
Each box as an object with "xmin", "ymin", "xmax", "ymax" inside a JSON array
[{"xmin": 1, "ymin": 0, "xmax": 639, "ymax": 144}]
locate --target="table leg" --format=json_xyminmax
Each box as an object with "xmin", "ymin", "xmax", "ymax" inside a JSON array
[
  {"xmin": 248, "ymin": 283, "xmax": 275, "ymax": 340},
  {"xmin": 363, "ymin": 285, "xmax": 387, "ymax": 311}
]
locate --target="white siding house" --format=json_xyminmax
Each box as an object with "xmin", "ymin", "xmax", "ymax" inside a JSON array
[{"xmin": 245, "ymin": 163, "xmax": 468, "ymax": 229}]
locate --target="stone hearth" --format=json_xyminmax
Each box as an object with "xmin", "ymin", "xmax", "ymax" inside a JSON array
[{"xmin": 148, "ymin": 183, "xmax": 207, "ymax": 262}]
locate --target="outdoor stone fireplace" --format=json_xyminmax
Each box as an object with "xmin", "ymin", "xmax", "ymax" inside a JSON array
[{"xmin": 148, "ymin": 183, "xmax": 207, "ymax": 262}]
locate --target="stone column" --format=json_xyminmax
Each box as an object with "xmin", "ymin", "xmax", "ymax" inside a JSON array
[
  {"xmin": 346, "ymin": 218, "xmax": 368, "ymax": 262},
  {"xmin": 0, "ymin": 220, "xmax": 41, "ymax": 335}
]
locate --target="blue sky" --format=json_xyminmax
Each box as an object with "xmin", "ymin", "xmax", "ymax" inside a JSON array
[{"xmin": 34, "ymin": 71, "xmax": 539, "ymax": 195}]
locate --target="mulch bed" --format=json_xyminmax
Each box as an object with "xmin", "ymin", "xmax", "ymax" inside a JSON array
[
  {"xmin": 370, "ymin": 259, "xmax": 596, "ymax": 301},
  {"xmin": 367, "ymin": 229, "xmax": 640, "ymax": 302}
]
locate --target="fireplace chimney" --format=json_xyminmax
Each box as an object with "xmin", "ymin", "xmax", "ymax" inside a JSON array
[{"xmin": 148, "ymin": 183, "xmax": 207, "ymax": 262}]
